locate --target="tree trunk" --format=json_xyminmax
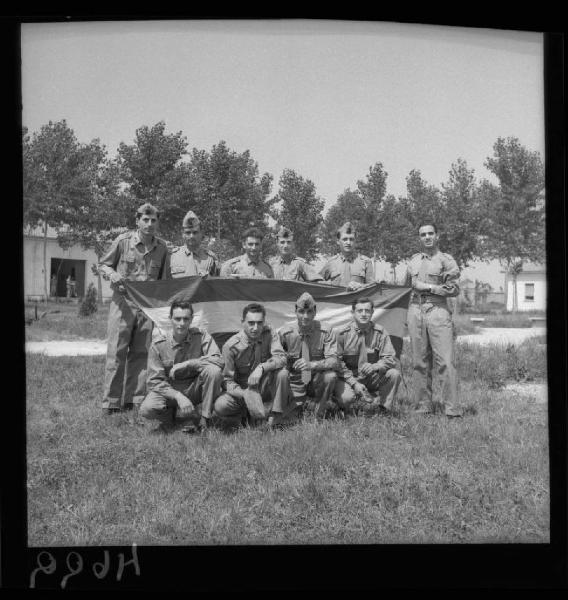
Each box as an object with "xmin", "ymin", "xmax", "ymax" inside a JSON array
[
  {"xmin": 43, "ymin": 222, "xmax": 48, "ymax": 303},
  {"xmin": 95, "ymin": 252, "xmax": 103, "ymax": 305},
  {"xmin": 391, "ymin": 264, "xmax": 397, "ymax": 284},
  {"xmin": 512, "ymin": 272, "xmax": 518, "ymax": 313}
]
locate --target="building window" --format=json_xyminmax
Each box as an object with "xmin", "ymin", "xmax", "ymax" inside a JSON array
[{"xmin": 524, "ymin": 283, "xmax": 535, "ymax": 301}]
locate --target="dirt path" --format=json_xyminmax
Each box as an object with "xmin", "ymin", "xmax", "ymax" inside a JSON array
[{"xmin": 25, "ymin": 327, "xmax": 546, "ymax": 356}]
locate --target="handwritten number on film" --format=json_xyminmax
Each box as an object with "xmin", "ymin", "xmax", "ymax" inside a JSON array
[{"xmin": 30, "ymin": 544, "xmax": 140, "ymax": 588}]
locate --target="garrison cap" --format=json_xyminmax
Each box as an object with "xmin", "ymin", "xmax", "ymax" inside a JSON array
[
  {"xmin": 136, "ymin": 202, "xmax": 160, "ymax": 218},
  {"xmin": 337, "ymin": 221, "xmax": 356, "ymax": 237},
  {"xmin": 182, "ymin": 210, "xmax": 200, "ymax": 228},
  {"xmin": 276, "ymin": 226, "xmax": 293, "ymax": 240},
  {"xmin": 295, "ymin": 292, "xmax": 316, "ymax": 310}
]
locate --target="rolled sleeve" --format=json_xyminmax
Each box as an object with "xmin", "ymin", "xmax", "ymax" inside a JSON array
[
  {"xmin": 433, "ymin": 258, "xmax": 460, "ymax": 298},
  {"xmin": 222, "ymin": 345, "xmax": 242, "ymax": 397},
  {"xmin": 374, "ymin": 333, "xmax": 397, "ymax": 376},
  {"xmin": 336, "ymin": 333, "xmax": 357, "ymax": 385},
  {"xmin": 146, "ymin": 344, "xmax": 180, "ymax": 401},
  {"xmin": 262, "ymin": 331, "xmax": 287, "ymax": 371},
  {"xmin": 312, "ymin": 329, "xmax": 338, "ymax": 371},
  {"xmin": 98, "ymin": 236, "xmax": 122, "ymax": 279}
]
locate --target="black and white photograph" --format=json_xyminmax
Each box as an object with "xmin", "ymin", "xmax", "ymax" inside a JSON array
[{"xmin": 14, "ymin": 17, "xmax": 566, "ymax": 590}]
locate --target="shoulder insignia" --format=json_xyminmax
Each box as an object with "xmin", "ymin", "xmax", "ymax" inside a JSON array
[
  {"xmin": 295, "ymin": 256, "xmax": 307, "ymax": 264},
  {"xmin": 170, "ymin": 245, "xmax": 182, "ymax": 254},
  {"xmin": 206, "ymin": 249, "xmax": 218, "ymax": 260},
  {"xmin": 373, "ymin": 323, "xmax": 385, "ymax": 332},
  {"xmin": 359, "ymin": 254, "xmax": 371, "ymax": 261}
]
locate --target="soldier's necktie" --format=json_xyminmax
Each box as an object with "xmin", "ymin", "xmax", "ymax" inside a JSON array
[
  {"xmin": 300, "ymin": 334, "xmax": 312, "ymax": 385},
  {"xmin": 252, "ymin": 340, "xmax": 262, "ymax": 372},
  {"xmin": 342, "ymin": 258, "xmax": 351, "ymax": 287},
  {"xmin": 358, "ymin": 330, "xmax": 368, "ymax": 374}
]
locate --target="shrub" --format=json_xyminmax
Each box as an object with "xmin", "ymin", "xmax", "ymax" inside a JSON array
[{"xmin": 79, "ymin": 283, "xmax": 98, "ymax": 317}]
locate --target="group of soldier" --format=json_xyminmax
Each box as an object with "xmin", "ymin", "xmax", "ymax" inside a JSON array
[{"xmin": 98, "ymin": 201, "xmax": 463, "ymax": 434}]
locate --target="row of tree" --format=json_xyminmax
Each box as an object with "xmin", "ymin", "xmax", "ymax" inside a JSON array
[{"xmin": 23, "ymin": 120, "xmax": 545, "ymax": 310}]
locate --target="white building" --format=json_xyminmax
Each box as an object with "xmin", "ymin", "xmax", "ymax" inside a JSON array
[
  {"xmin": 23, "ymin": 225, "xmax": 113, "ymax": 302},
  {"xmin": 503, "ymin": 263, "xmax": 546, "ymax": 312}
]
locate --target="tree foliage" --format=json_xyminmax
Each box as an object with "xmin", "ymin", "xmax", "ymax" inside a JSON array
[
  {"xmin": 320, "ymin": 189, "xmax": 369, "ymax": 256},
  {"xmin": 439, "ymin": 158, "xmax": 484, "ymax": 268},
  {"xmin": 185, "ymin": 141, "xmax": 274, "ymax": 254},
  {"xmin": 117, "ymin": 120, "xmax": 188, "ymax": 204},
  {"xmin": 478, "ymin": 137, "xmax": 545, "ymax": 311},
  {"xmin": 23, "ymin": 120, "xmax": 109, "ymax": 299},
  {"xmin": 270, "ymin": 169, "xmax": 324, "ymax": 261}
]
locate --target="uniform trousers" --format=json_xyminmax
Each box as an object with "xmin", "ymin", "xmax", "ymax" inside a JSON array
[
  {"xmin": 139, "ymin": 365, "xmax": 223, "ymax": 424},
  {"xmin": 102, "ymin": 292, "xmax": 153, "ymax": 410},
  {"xmin": 214, "ymin": 368, "xmax": 294, "ymax": 424},
  {"xmin": 407, "ymin": 302, "xmax": 460, "ymax": 415},
  {"xmin": 334, "ymin": 368, "xmax": 401, "ymax": 411}
]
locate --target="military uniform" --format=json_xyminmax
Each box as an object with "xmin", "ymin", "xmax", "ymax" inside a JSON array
[
  {"xmin": 168, "ymin": 246, "xmax": 219, "ymax": 278},
  {"xmin": 99, "ymin": 229, "xmax": 169, "ymax": 410},
  {"xmin": 277, "ymin": 319, "xmax": 339, "ymax": 417},
  {"xmin": 269, "ymin": 255, "xmax": 324, "ymax": 282},
  {"xmin": 319, "ymin": 253, "xmax": 375, "ymax": 288},
  {"xmin": 405, "ymin": 250, "xmax": 461, "ymax": 416},
  {"xmin": 214, "ymin": 325, "xmax": 294, "ymax": 424},
  {"xmin": 334, "ymin": 321, "xmax": 401, "ymax": 411},
  {"xmin": 140, "ymin": 327, "xmax": 223, "ymax": 426},
  {"xmin": 219, "ymin": 254, "xmax": 274, "ymax": 278}
]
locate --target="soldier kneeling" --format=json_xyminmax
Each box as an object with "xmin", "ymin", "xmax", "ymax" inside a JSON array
[
  {"xmin": 334, "ymin": 297, "xmax": 401, "ymax": 414},
  {"xmin": 139, "ymin": 299, "xmax": 224, "ymax": 434},
  {"xmin": 214, "ymin": 303, "xmax": 295, "ymax": 429}
]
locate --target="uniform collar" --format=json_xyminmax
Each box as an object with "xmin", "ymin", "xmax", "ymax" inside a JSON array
[
  {"xmin": 353, "ymin": 321, "xmax": 374, "ymax": 335},
  {"xmin": 237, "ymin": 329, "xmax": 263, "ymax": 346},
  {"xmin": 340, "ymin": 252, "xmax": 356, "ymax": 262},
  {"xmin": 184, "ymin": 246, "xmax": 200, "ymax": 256},
  {"xmin": 278, "ymin": 254, "xmax": 295, "ymax": 264},
  {"xmin": 133, "ymin": 230, "xmax": 157, "ymax": 249},
  {"xmin": 168, "ymin": 330, "xmax": 191, "ymax": 348},
  {"xmin": 420, "ymin": 249, "xmax": 440, "ymax": 260},
  {"xmin": 243, "ymin": 254, "xmax": 261, "ymax": 266}
]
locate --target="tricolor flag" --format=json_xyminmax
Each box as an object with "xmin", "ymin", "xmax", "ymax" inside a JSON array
[{"xmin": 124, "ymin": 277, "xmax": 412, "ymax": 357}]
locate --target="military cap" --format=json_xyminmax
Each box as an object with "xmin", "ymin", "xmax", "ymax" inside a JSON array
[
  {"xmin": 182, "ymin": 210, "xmax": 200, "ymax": 228},
  {"xmin": 337, "ymin": 221, "xmax": 355, "ymax": 236},
  {"xmin": 295, "ymin": 292, "xmax": 316, "ymax": 310},
  {"xmin": 136, "ymin": 202, "xmax": 160, "ymax": 217},
  {"xmin": 276, "ymin": 226, "xmax": 293, "ymax": 239}
]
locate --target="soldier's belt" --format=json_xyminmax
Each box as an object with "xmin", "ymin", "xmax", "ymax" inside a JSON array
[{"xmin": 410, "ymin": 293, "xmax": 446, "ymax": 305}]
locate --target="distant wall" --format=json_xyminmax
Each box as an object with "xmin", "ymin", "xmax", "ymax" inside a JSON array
[{"xmin": 23, "ymin": 235, "xmax": 113, "ymax": 301}]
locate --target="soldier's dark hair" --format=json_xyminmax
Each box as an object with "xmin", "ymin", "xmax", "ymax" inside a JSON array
[
  {"xmin": 418, "ymin": 221, "xmax": 438, "ymax": 234},
  {"xmin": 170, "ymin": 299, "xmax": 194, "ymax": 317},
  {"xmin": 352, "ymin": 297, "xmax": 374, "ymax": 311},
  {"xmin": 242, "ymin": 227, "xmax": 263, "ymax": 241},
  {"xmin": 242, "ymin": 302, "xmax": 266, "ymax": 321},
  {"xmin": 136, "ymin": 202, "xmax": 160, "ymax": 220}
]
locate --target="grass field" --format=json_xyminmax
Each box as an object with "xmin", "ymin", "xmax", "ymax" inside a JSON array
[{"xmin": 26, "ymin": 338, "xmax": 549, "ymax": 546}]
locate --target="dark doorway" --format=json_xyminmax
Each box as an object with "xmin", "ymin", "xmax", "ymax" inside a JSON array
[{"xmin": 50, "ymin": 258, "xmax": 86, "ymax": 298}]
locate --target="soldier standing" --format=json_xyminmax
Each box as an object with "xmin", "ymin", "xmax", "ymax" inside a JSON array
[
  {"xmin": 319, "ymin": 222, "xmax": 375, "ymax": 290},
  {"xmin": 405, "ymin": 222, "xmax": 462, "ymax": 417},
  {"xmin": 334, "ymin": 297, "xmax": 401, "ymax": 414},
  {"xmin": 214, "ymin": 303, "xmax": 294, "ymax": 428},
  {"xmin": 269, "ymin": 226, "xmax": 324, "ymax": 282},
  {"xmin": 277, "ymin": 292, "xmax": 339, "ymax": 419},
  {"xmin": 139, "ymin": 299, "xmax": 224, "ymax": 434},
  {"xmin": 168, "ymin": 210, "xmax": 219, "ymax": 277},
  {"xmin": 219, "ymin": 227, "xmax": 274, "ymax": 278},
  {"xmin": 98, "ymin": 203, "xmax": 170, "ymax": 414}
]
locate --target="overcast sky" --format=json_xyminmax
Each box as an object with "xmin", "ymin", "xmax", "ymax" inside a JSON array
[{"xmin": 21, "ymin": 20, "xmax": 544, "ymax": 211}]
